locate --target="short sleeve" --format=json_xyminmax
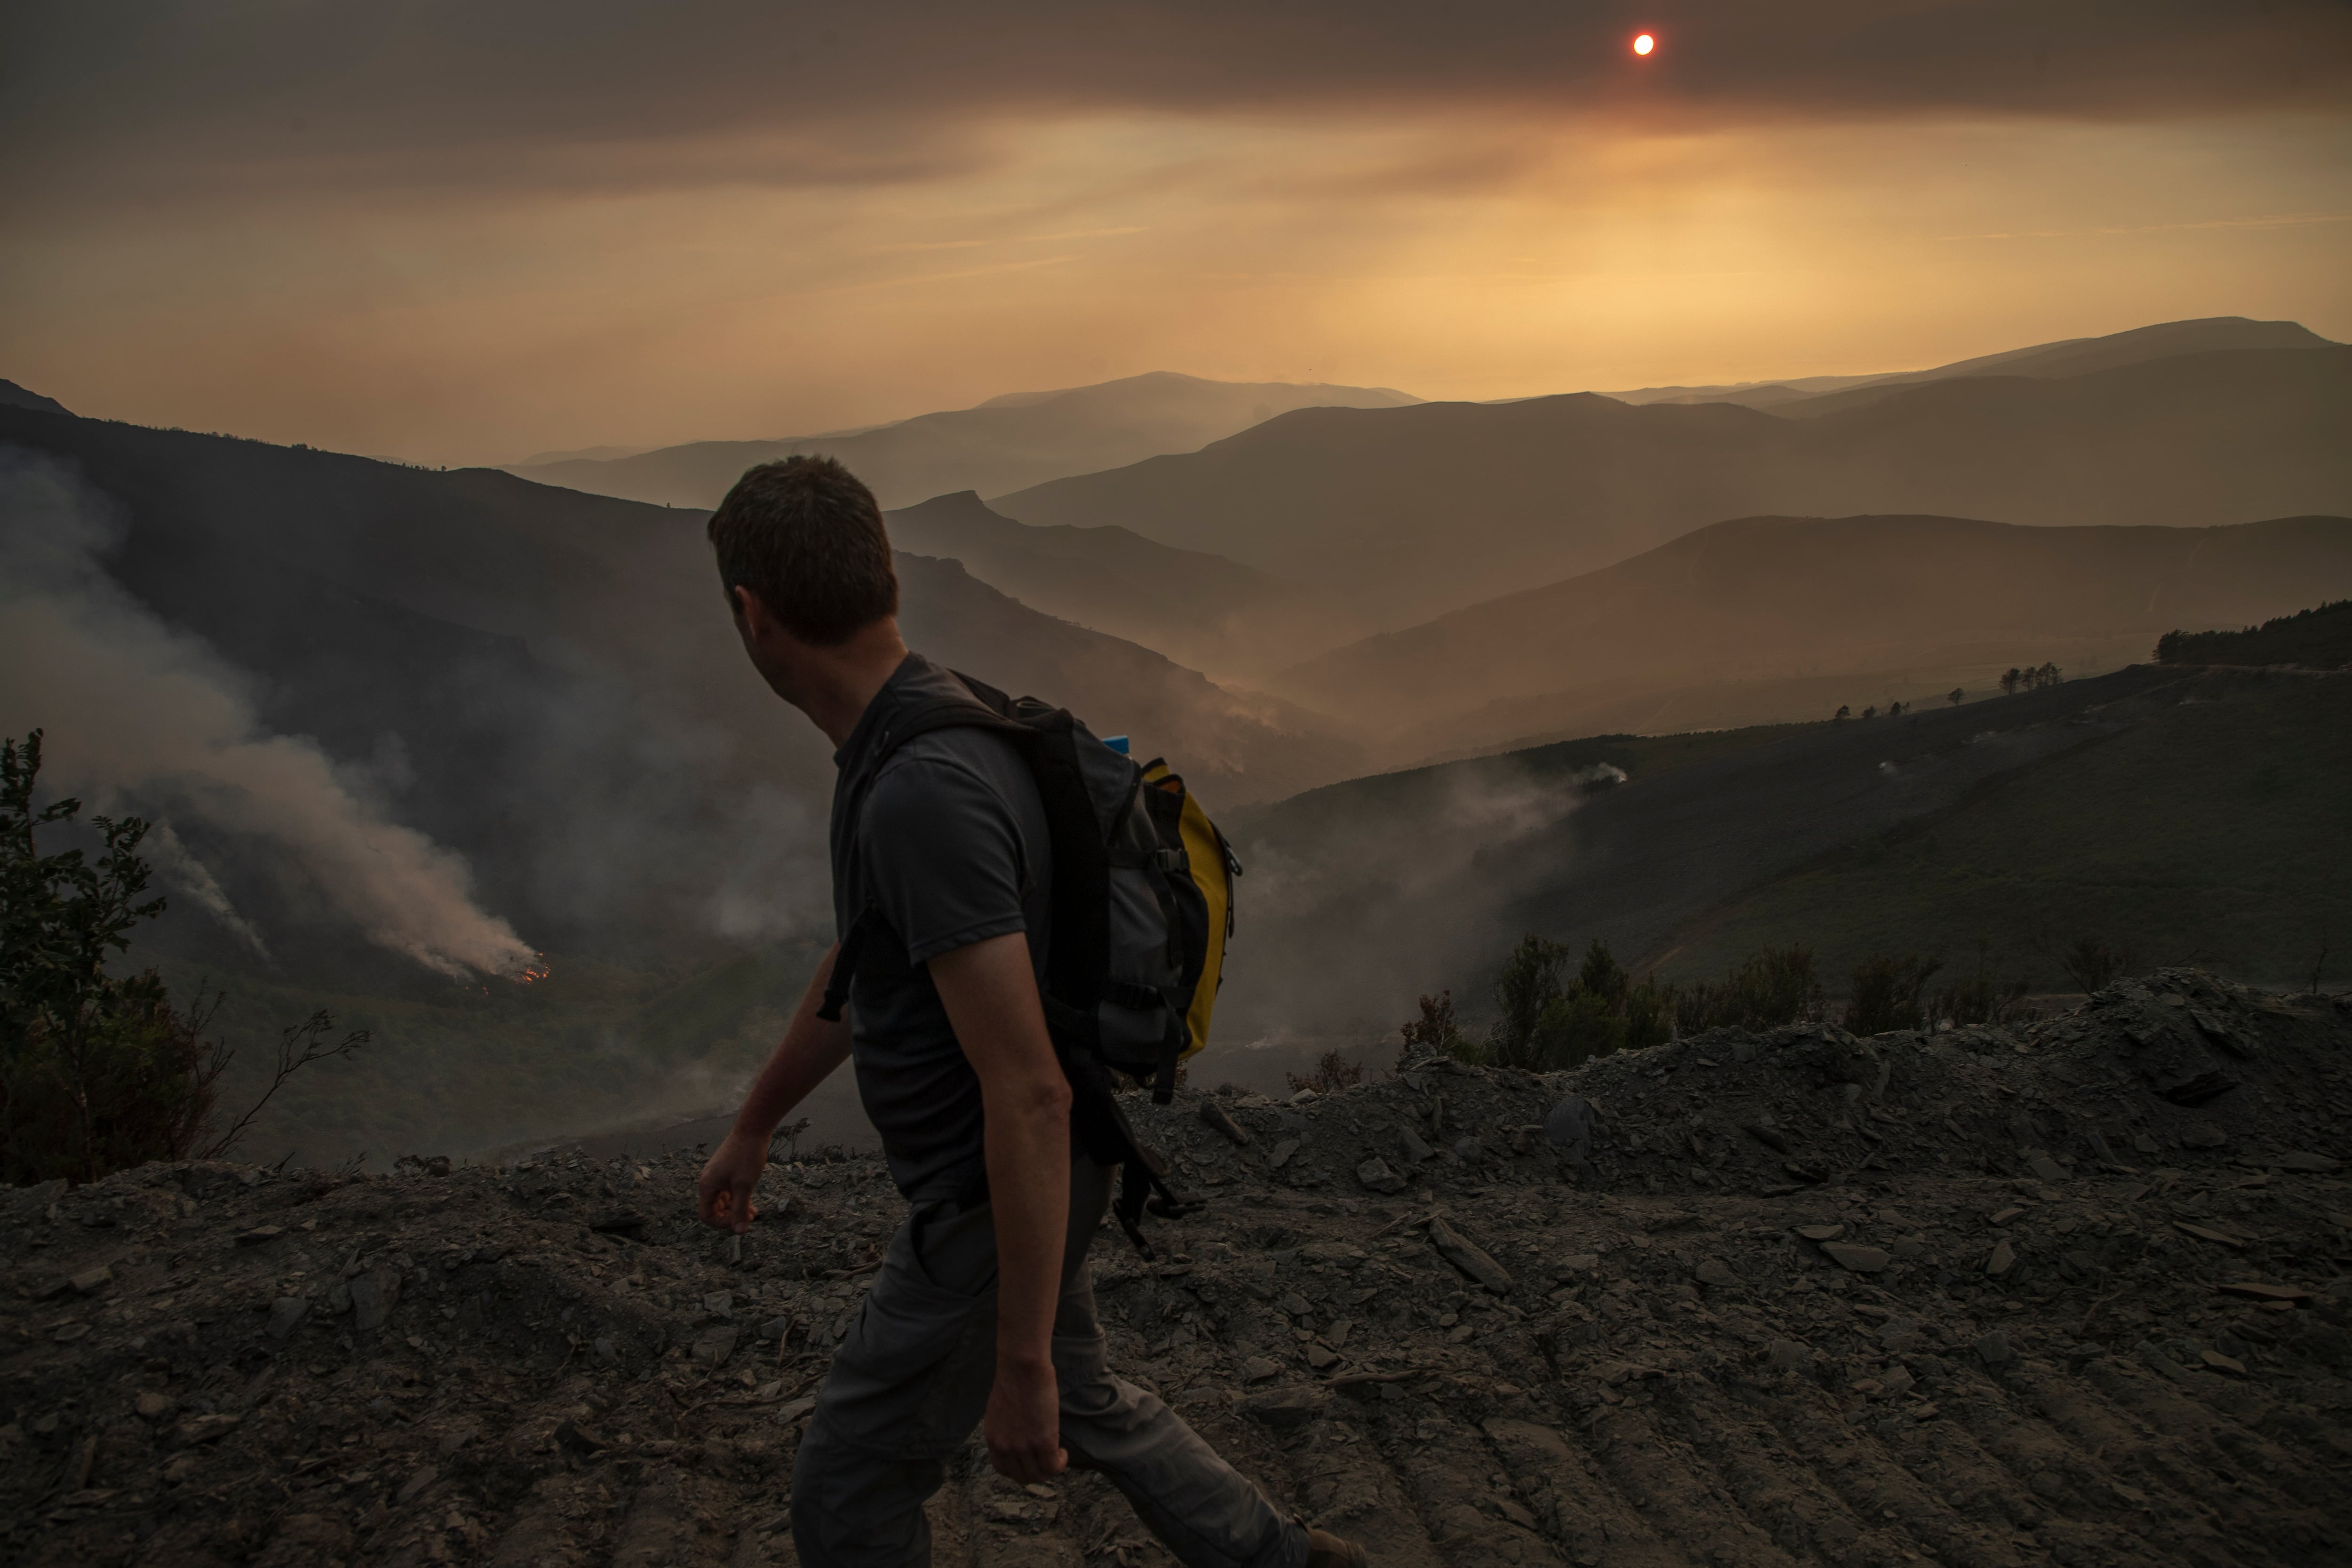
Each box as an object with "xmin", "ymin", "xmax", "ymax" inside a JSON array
[{"xmin": 858, "ymin": 752, "xmax": 1032, "ymax": 965}]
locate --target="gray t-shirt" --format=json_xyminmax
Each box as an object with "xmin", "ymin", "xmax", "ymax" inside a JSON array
[{"xmin": 829, "ymin": 654, "xmax": 1053, "ymax": 1198}]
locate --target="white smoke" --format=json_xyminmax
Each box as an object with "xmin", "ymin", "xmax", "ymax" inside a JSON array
[
  {"xmin": 0, "ymin": 449, "xmax": 535, "ymax": 979},
  {"xmin": 142, "ymin": 820, "xmax": 271, "ymax": 959}
]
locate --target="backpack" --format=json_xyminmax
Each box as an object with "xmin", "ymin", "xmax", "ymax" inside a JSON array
[{"xmin": 814, "ymin": 669, "xmax": 1240, "ymax": 1255}]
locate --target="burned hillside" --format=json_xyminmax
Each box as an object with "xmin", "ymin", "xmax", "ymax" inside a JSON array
[{"xmin": 6, "ymin": 969, "xmax": 2350, "ymax": 1568}]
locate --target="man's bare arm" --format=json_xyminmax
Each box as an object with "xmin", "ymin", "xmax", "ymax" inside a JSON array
[
  {"xmin": 929, "ymin": 931, "xmax": 1072, "ymax": 1484},
  {"xmin": 696, "ymin": 942, "xmax": 851, "ymax": 1234}
]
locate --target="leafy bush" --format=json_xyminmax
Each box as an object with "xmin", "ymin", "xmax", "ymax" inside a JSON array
[
  {"xmin": 2, "ymin": 730, "xmax": 364, "ymax": 1184},
  {"xmin": 2058, "ymin": 937, "xmax": 2131, "ymax": 994},
  {"xmin": 1488, "ymin": 936, "xmax": 1568, "ymax": 1069},
  {"xmin": 1843, "ymin": 953, "xmax": 1941, "ymax": 1035},
  {"xmin": 1932, "ymin": 940, "xmax": 2032, "ymax": 1026},
  {"xmin": 1673, "ymin": 945, "xmax": 1825, "ymax": 1034},
  {"xmin": 1396, "ymin": 989, "xmax": 1477, "ymax": 1068},
  {"xmin": 1485, "ymin": 937, "xmax": 1668, "ymax": 1071},
  {"xmin": 1287, "ymin": 1049, "xmax": 1367, "ymax": 1095}
]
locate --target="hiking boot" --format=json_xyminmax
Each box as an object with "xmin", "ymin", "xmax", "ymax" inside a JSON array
[{"xmin": 1305, "ymin": 1528, "xmax": 1370, "ymax": 1568}]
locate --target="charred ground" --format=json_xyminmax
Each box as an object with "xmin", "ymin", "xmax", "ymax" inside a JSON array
[{"xmin": 6, "ymin": 969, "xmax": 2350, "ymax": 1567}]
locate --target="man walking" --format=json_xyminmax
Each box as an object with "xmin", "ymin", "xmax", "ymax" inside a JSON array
[{"xmin": 693, "ymin": 456, "xmax": 1366, "ymax": 1568}]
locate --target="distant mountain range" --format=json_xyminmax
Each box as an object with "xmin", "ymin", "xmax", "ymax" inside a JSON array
[
  {"xmin": 0, "ymin": 404, "xmax": 1360, "ymax": 984},
  {"xmin": 506, "ymin": 372, "xmax": 1420, "ymax": 510},
  {"xmin": 1599, "ymin": 314, "xmax": 2329, "ymax": 410},
  {"xmin": 1271, "ymin": 511, "xmax": 2352, "ymax": 758},
  {"xmin": 993, "ymin": 338, "xmax": 2352, "ymax": 629},
  {"xmin": 883, "ymin": 490, "xmax": 1365, "ymax": 678}
]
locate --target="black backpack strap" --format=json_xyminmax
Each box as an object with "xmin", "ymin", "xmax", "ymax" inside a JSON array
[
  {"xmin": 814, "ymin": 906, "xmax": 881, "ymax": 1023},
  {"xmin": 818, "ymin": 680, "xmax": 1025, "ymax": 1025}
]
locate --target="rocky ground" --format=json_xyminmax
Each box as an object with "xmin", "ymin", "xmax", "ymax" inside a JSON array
[{"xmin": 6, "ymin": 968, "xmax": 2351, "ymax": 1568}]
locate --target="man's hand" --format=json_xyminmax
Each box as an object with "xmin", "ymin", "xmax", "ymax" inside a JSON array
[
  {"xmin": 693, "ymin": 942, "xmax": 851, "ymax": 1234},
  {"xmin": 697, "ymin": 1128, "xmax": 768, "ymax": 1234},
  {"xmin": 984, "ymin": 1355, "xmax": 1067, "ymax": 1483}
]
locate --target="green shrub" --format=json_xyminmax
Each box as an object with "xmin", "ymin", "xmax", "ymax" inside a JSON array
[
  {"xmin": 2, "ymin": 730, "xmax": 363, "ymax": 1184},
  {"xmin": 1674, "ymin": 945, "xmax": 1825, "ymax": 1033},
  {"xmin": 1843, "ymin": 953, "xmax": 1941, "ymax": 1035},
  {"xmin": 1396, "ymin": 989, "xmax": 1479, "ymax": 1068},
  {"xmin": 1488, "ymin": 937, "xmax": 1662, "ymax": 1070},
  {"xmin": 2058, "ymin": 937, "xmax": 2131, "ymax": 994},
  {"xmin": 1287, "ymin": 1048, "xmax": 1367, "ymax": 1095},
  {"xmin": 1932, "ymin": 940, "xmax": 2032, "ymax": 1026},
  {"xmin": 1487, "ymin": 936, "xmax": 1567, "ymax": 1069}
]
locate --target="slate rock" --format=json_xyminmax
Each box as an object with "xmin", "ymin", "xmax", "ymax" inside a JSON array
[
  {"xmin": 776, "ymin": 1395, "xmax": 817, "ymax": 1425},
  {"xmin": 1398, "ymin": 1126, "xmax": 1435, "ymax": 1163},
  {"xmin": 2276, "ymin": 1151, "xmax": 2339, "ymax": 1173},
  {"xmin": 1428, "ymin": 1216, "xmax": 1514, "ymax": 1294},
  {"xmin": 1694, "ymin": 1258, "xmax": 1738, "ymax": 1289},
  {"xmin": 135, "ymin": 1392, "xmax": 178, "ymax": 1422},
  {"xmin": 1822, "ymin": 1243, "xmax": 1890, "ymax": 1274},
  {"xmin": 2028, "ymin": 1154, "xmax": 2068, "ymax": 1183},
  {"xmin": 1355, "ymin": 1157, "xmax": 1406, "ymax": 1195},
  {"xmin": 1199, "ymin": 1099, "xmax": 1252, "ymax": 1147},
  {"xmin": 1269, "ymin": 1139, "xmax": 1300, "ymax": 1170},
  {"xmin": 1243, "ymin": 1387, "xmax": 1328, "ymax": 1430},
  {"xmin": 1542, "ymin": 1096, "xmax": 1596, "ymax": 1163},
  {"xmin": 1795, "ymin": 1224, "xmax": 1844, "ymax": 1242},
  {"xmin": 176, "ymin": 1413, "xmax": 242, "ymax": 1445},
  {"xmin": 234, "ymin": 1225, "xmax": 285, "ymax": 1248},
  {"xmin": 1452, "ymin": 1137, "xmax": 1484, "ymax": 1162},
  {"xmin": 1985, "ymin": 1241, "xmax": 2017, "ymax": 1277},
  {"xmin": 69, "ymin": 1266, "xmax": 113, "ymax": 1295},
  {"xmin": 350, "ymin": 1268, "xmax": 401, "ymax": 1332},
  {"xmin": 1243, "ymin": 1357, "xmax": 1282, "ymax": 1382},
  {"xmin": 693, "ymin": 1325, "xmax": 740, "ymax": 1367},
  {"xmin": 266, "ymin": 1296, "xmax": 310, "ymax": 1339},
  {"xmin": 1975, "ymin": 1330, "xmax": 2015, "ymax": 1365},
  {"xmin": 552, "ymin": 1421, "xmax": 604, "ymax": 1454},
  {"xmin": 2218, "ymin": 1281, "xmax": 2310, "ymax": 1303},
  {"xmin": 1766, "ymin": 1339, "xmax": 1810, "ymax": 1371}
]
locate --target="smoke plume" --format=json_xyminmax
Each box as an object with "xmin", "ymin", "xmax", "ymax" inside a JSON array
[{"xmin": 0, "ymin": 448, "xmax": 535, "ymax": 978}]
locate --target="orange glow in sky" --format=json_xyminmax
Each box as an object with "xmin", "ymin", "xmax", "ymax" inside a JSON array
[{"xmin": 1633, "ymin": 33, "xmax": 1655, "ymax": 56}]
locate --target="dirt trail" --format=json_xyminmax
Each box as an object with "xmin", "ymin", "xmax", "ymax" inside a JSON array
[{"xmin": 5, "ymin": 970, "xmax": 2349, "ymax": 1567}]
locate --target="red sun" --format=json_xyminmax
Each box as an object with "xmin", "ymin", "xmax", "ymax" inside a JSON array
[{"xmin": 1633, "ymin": 32, "xmax": 1656, "ymax": 56}]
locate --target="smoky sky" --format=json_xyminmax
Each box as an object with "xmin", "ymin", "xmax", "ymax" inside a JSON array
[{"xmin": 7, "ymin": 2, "xmax": 2346, "ymax": 206}]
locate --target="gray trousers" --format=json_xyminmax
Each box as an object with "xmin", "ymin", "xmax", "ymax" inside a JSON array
[{"xmin": 791, "ymin": 1159, "xmax": 1306, "ymax": 1568}]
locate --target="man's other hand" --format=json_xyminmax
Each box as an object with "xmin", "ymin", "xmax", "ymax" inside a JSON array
[
  {"xmin": 984, "ymin": 1355, "xmax": 1067, "ymax": 1483},
  {"xmin": 697, "ymin": 1128, "xmax": 768, "ymax": 1233}
]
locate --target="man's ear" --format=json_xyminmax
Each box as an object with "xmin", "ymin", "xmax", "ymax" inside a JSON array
[{"xmin": 730, "ymin": 584, "xmax": 766, "ymax": 638}]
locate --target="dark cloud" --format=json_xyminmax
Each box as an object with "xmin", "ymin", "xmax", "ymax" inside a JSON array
[{"xmin": 5, "ymin": 1, "xmax": 2345, "ymax": 207}]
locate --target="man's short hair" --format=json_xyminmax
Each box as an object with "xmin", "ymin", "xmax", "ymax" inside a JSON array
[{"xmin": 707, "ymin": 455, "xmax": 898, "ymax": 645}]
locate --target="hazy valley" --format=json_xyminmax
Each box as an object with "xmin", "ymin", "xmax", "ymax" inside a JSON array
[{"xmin": 4, "ymin": 315, "xmax": 2350, "ymax": 1177}]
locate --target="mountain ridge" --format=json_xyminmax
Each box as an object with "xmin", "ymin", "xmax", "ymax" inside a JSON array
[
  {"xmin": 1599, "ymin": 313, "xmax": 2333, "ymax": 410},
  {"xmin": 993, "ymin": 344, "xmax": 2352, "ymax": 629},
  {"xmin": 882, "ymin": 489, "xmax": 1366, "ymax": 677},
  {"xmin": 505, "ymin": 371, "xmax": 1421, "ymax": 510},
  {"xmin": 1272, "ymin": 511, "xmax": 2352, "ymax": 746}
]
